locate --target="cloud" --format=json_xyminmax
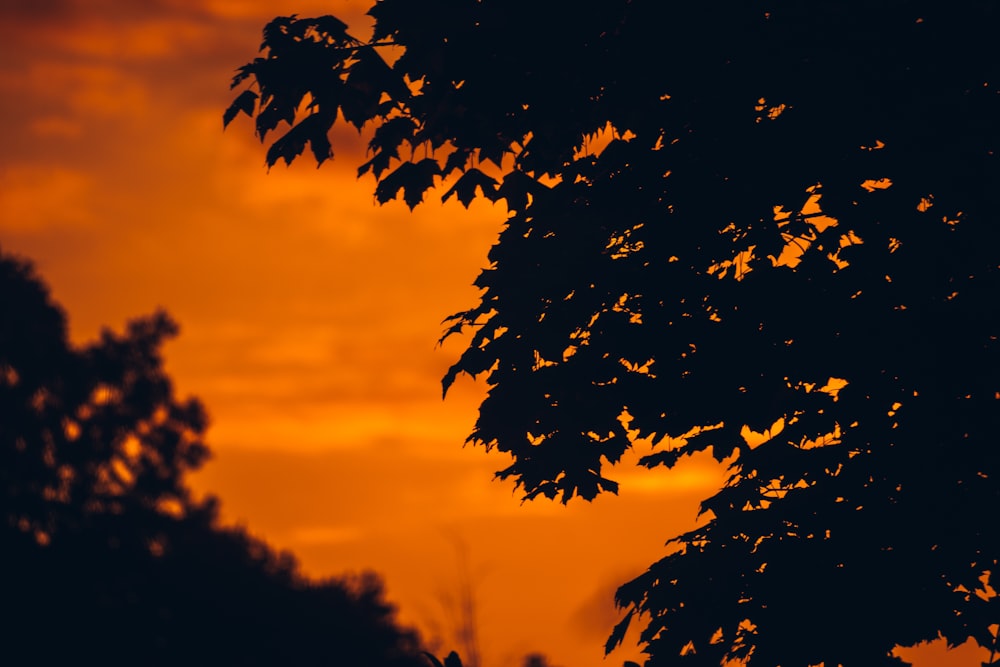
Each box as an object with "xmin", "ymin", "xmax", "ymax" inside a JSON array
[
  {"xmin": 570, "ymin": 569, "xmax": 634, "ymax": 640},
  {"xmin": 36, "ymin": 62, "xmax": 150, "ymax": 118},
  {"xmin": 0, "ymin": 0, "xmax": 76, "ymax": 21},
  {"xmin": 189, "ymin": 438, "xmax": 509, "ymax": 537},
  {"xmin": 0, "ymin": 165, "xmax": 95, "ymax": 230},
  {"xmin": 288, "ymin": 525, "xmax": 362, "ymax": 546},
  {"xmin": 28, "ymin": 116, "xmax": 83, "ymax": 139},
  {"xmin": 570, "ymin": 570, "xmax": 650, "ymax": 667}
]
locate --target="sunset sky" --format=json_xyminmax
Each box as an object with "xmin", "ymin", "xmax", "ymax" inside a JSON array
[{"xmin": 0, "ymin": 2, "xmax": 986, "ymax": 666}]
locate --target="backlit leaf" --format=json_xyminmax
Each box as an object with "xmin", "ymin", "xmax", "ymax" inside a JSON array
[
  {"xmin": 223, "ymin": 89, "xmax": 259, "ymax": 128},
  {"xmin": 441, "ymin": 168, "xmax": 499, "ymax": 207}
]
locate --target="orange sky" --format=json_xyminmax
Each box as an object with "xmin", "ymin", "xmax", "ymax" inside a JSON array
[{"xmin": 0, "ymin": 2, "xmax": 988, "ymax": 666}]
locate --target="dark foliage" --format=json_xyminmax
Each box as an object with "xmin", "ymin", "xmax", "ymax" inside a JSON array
[
  {"xmin": 227, "ymin": 2, "xmax": 1000, "ymax": 665},
  {"xmin": 0, "ymin": 249, "xmax": 426, "ymax": 667}
]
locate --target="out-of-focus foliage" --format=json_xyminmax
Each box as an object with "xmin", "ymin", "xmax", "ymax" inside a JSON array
[
  {"xmin": 0, "ymin": 249, "xmax": 426, "ymax": 667},
  {"xmin": 228, "ymin": 2, "xmax": 1000, "ymax": 665}
]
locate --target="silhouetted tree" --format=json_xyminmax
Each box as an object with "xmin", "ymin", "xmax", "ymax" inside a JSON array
[
  {"xmin": 0, "ymin": 249, "xmax": 427, "ymax": 666},
  {"xmin": 226, "ymin": 3, "xmax": 1000, "ymax": 665}
]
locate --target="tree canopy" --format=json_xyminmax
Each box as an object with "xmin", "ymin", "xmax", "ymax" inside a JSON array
[
  {"xmin": 226, "ymin": 2, "xmax": 1000, "ymax": 665},
  {"xmin": 0, "ymin": 248, "xmax": 427, "ymax": 666}
]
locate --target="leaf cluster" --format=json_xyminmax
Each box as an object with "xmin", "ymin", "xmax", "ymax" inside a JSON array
[
  {"xmin": 224, "ymin": 14, "xmax": 403, "ymax": 169},
  {"xmin": 227, "ymin": 2, "xmax": 1000, "ymax": 665}
]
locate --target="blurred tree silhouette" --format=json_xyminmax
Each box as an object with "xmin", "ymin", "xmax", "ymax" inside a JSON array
[
  {"xmin": 0, "ymin": 249, "xmax": 427, "ymax": 666},
  {"xmin": 227, "ymin": 2, "xmax": 1000, "ymax": 665},
  {"xmin": 521, "ymin": 652, "xmax": 557, "ymax": 667}
]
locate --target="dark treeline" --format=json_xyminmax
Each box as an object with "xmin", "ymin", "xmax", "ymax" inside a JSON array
[{"xmin": 0, "ymin": 248, "xmax": 427, "ymax": 666}]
